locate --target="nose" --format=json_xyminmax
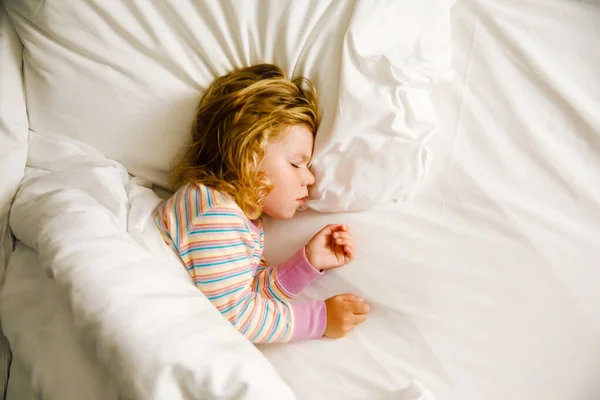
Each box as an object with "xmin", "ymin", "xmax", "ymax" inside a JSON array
[{"xmin": 304, "ymin": 168, "xmax": 315, "ymax": 186}]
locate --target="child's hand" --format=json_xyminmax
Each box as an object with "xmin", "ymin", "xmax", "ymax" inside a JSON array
[
  {"xmin": 305, "ymin": 224, "xmax": 355, "ymax": 271},
  {"xmin": 323, "ymin": 294, "xmax": 369, "ymax": 339}
]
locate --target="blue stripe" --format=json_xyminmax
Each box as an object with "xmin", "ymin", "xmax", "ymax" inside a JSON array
[
  {"xmin": 224, "ymin": 293, "xmax": 251, "ymax": 315},
  {"xmin": 190, "ymin": 228, "xmax": 248, "ymax": 234},
  {"xmin": 207, "ymin": 285, "xmax": 245, "ymax": 300},
  {"xmin": 192, "ymin": 269, "xmax": 250, "ymax": 284},
  {"xmin": 207, "ymin": 212, "xmax": 244, "ymax": 218},
  {"xmin": 196, "ymin": 184, "xmax": 200, "ymax": 214},
  {"xmin": 237, "ymin": 295, "xmax": 253, "ymax": 326},
  {"xmin": 205, "ymin": 186, "xmax": 213, "ymax": 208},
  {"xmin": 265, "ymin": 311, "xmax": 282, "ymax": 342},
  {"xmin": 281, "ymin": 305, "xmax": 290, "ymax": 340},
  {"xmin": 189, "ymin": 255, "xmax": 247, "ymax": 268},
  {"xmin": 252, "ymin": 276, "xmax": 260, "ymax": 292},
  {"xmin": 184, "ymin": 184, "xmax": 192, "ymax": 224},
  {"xmin": 251, "ymin": 301, "xmax": 269, "ymax": 341},
  {"xmin": 265, "ymin": 282, "xmax": 280, "ymax": 302},
  {"xmin": 264, "ymin": 269, "xmax": 284, "ymax": 302},
  {"xmin": 180, "ymin": 242, "xmax": 246, "ymax": 257},
  {"xmin": 173, "ymin": 189, "xmax": 182, "ymax": 245}
]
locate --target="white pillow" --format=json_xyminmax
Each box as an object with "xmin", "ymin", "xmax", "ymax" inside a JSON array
[{"xmin": 5, "ymin": 0, "xmax": 453, "ymax": 212}]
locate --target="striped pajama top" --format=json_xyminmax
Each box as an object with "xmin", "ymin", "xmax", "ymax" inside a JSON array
[{"xmin": 154, "ymin": 182, "xmax": 327, "ymax": 343}]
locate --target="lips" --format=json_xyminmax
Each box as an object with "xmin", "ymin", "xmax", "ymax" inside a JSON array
[{"xmin": 296, "ymin": 196, "xmax": 308, "ymax": 205}]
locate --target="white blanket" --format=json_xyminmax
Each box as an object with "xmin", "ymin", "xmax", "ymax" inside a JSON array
[
  {"xmin": 5, "ymin": 131, "xmax": 296, "ymax": 400},
  {"xmin": 3, "ymin": 130, "xmax": 435, "ymax": 400},
  {"xmin": 1, "ymin": 243, "xmax": 119, "ymax": 400},
  {"xmin": 0, "ymin": 5, "xmax": 29, "ymax": 395}
]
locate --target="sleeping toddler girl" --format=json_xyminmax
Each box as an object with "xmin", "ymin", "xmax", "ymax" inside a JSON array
[{"xmin": 155, "ymin": 64, "xmax": 369, "ymax": 343}]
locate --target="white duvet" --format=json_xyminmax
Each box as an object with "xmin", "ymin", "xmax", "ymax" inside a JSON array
[{"xmin": 3, "ymin": 132, "xmax": 296, "ymax": 399}]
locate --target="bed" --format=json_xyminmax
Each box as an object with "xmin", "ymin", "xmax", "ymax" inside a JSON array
[{"xmin": 1, "ymin": 1, "xmax": 599, "ymax": 399}]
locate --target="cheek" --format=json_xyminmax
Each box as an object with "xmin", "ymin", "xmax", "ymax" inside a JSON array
[
  {"xmin": 267, "ymin": 179, "xmax": 288, "ymax": 202},
  {"xmin": 266, "ymin": 164, "xmax": 293, "ymax": 190},
  {"xmin": 264, "ymin": 173, "xmax": 293, "ymax": 206}
]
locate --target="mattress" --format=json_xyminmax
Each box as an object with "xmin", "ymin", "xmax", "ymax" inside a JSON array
[{"xmin": 3, "ymin": 0, "xmax": 600, "ymax": 399}]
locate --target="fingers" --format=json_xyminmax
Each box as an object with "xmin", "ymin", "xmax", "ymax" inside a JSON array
[
  {"xmin": 346, "ymin": 298, "xmax": 369, "ymax": 326},
  {"xmin": 337, "ymin": 295, "xmax": 370, "ymax": 311},
  {"xmin": 324, "ymin": 294, "xmax": 370, "ymax": 339},
  {"xmin": 352, "ymin": 313, "xmax": 368, "ymax": 324},
  {"xmin": 332, "ymin": 230, "xmax": 355, "ymax": 256},
  {"xmin": 320, "ymin": 224, "xmax": 351, "ymax": 236},
  {"xmin": 333, "ymin": 235, "xmax": 354, "ymax": 249},
  {"xmin": 319, "ymin": 223, "xmax": 344, "ymax": 236},
  {"xmin": 333, "ymin": 231, "xmax": 353, "ymax": 242},
  {"xmin": 352, "ymin": 300, "xmax": 370, "ymax": 314},
  {"xmin": 337, "ymin": 293, "xmax": 360, "ymax": 302}
]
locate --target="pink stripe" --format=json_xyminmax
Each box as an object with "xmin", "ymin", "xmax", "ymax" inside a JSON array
[
  {"xmin": 180, "ymin": 242, "xmax": 246, "ymax": 252},
  {"xmin": 219, "ymin": 288, "xmax": 252, "ymax": 315},
  {"xmin": 245, "ymin": 299, "xmax": 265, "ymax": 338},
  {"xmin": 189, "ymin": 264, "xmax": 252, "ymax": 280},
  {"xmin": 201, "ymin": 280, "xmax": 247, "ymax": 297},
  {"xmin": 180, "ymin": 238, "xmax": 241, "ymax": 247},
  {"xmin": 183, "ymin": 251, "xmax": 250, "ymax": 267},
  {"xmin": 261, "ymin": 306, "xmax": 282, "ymax": 341},
  {"xmin": 191, "ymin": 223, "xmax": 245, "ymax": 230}
]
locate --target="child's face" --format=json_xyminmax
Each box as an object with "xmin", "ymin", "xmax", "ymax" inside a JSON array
[{"xmin": 260, "ymin": 124, "xmax": 315, "ymax": 219}]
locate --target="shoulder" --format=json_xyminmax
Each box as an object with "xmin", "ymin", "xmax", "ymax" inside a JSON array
[{"xmin": 171, "ymin": 182, "xmax": 251, "ymax": 230}]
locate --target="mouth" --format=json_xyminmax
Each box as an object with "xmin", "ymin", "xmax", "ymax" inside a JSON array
[{"xmin": 296, "ymin": 197, "xmax": 308, "ymax": 205}]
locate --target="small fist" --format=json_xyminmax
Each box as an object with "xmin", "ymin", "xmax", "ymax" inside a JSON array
[
  {"xmin": 323, "ymin": 294, "xmax": 370, "ymax": 339},
  {"xmin": 305, "ymin": 224, "xmax": 355, "ymax": 271}
]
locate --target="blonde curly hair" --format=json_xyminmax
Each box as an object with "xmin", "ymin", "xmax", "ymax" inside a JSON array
[{"xmin": 171, "ymin": 64, "xmax": 320, "ymax": 219}]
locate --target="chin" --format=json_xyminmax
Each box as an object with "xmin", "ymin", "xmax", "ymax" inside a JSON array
[
  {"xmin": 279, "ymin": 209, "xmax": 297, "ymax": 220},
  {"xmin": 264, "ymin": 207, "xmax": 297, "ymax": 220}
]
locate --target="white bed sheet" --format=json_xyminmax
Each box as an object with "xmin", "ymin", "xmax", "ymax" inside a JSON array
[
  {"xmin": 258, "ymin": 0, "xmax": 600, "ymax": 399},
  {"xmin": 3, "ymin": 0, "xmax": 600, "ymax": 399}
]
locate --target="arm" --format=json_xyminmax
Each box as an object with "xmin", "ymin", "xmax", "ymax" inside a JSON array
[
  {"xmin": 180, "ymin": 209, "xmax": 325, "ymax": 343},
  {"xmin": 253, "ymin": 248, "xmax": 323, "ymax": 303}
]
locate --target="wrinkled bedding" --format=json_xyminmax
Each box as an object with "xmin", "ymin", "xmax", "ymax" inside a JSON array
[
  {"xmin": 1, "ymin": 131, "xmax": 435, "ymax": 400},
  {"xmin": 2, "ymin": 131, "xmax": 297, "ymax": 400},
  {"xmin": 2, "ymin": 0, "xmax": 600, "ymax": 399}
]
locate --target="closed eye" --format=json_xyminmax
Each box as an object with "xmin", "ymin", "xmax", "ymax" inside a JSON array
[{"xmin": 290, "ymin": 163, "xmax": 300, "ymax": 169}]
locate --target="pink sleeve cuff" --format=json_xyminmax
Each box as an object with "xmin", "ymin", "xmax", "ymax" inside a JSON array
[
  {"xmin": 276, "ymin": 248, "xmax": 323, "ymax": 297},
  {"xmin": 290, "ymin": 300, "xmax": 327, "ymax": 341}
]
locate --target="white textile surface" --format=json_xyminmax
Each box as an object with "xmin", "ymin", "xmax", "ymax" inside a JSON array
[
  {"xmin": 258, "ymin": 1, "xmax": 600, "ymax": 399},
  {"xmin": 1, "ymin": 243, "xmax": 118, "ymax": 400},
  {"xmin": 3, "ymin": 131, "xmax": 297, "ymax": 400},
  {"xmin": 2, "ymin": 1, "xmax": 600, "ymax": 400},
  {"xmin": 2, "ymin": 128, "xmax": 436, "ymax": 400},
  {"xmin": 4, "ymin": 0, "xmax": 453, "ymax": 212},
  {"xmin": 0, "ymin": 4, "xmax": 29, "ymax": 396}
]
